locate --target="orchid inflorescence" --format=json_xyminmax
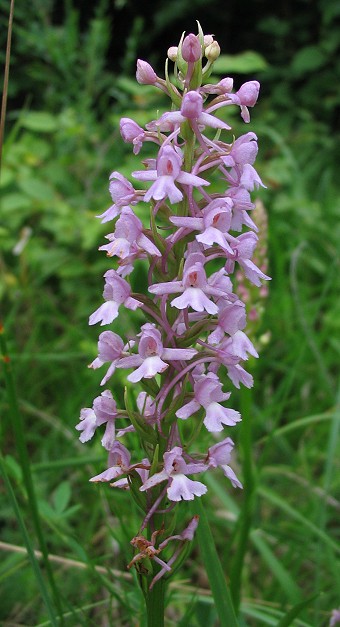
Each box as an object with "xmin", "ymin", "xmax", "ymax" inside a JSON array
[{"xmin": 77, "ymin": 24, "xmax": 269, "ymax": 589}]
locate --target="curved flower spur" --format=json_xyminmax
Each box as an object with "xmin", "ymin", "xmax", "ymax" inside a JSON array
[{"xmin": 77, "ymin": 23, "xmax": 269, "ymax": 616}]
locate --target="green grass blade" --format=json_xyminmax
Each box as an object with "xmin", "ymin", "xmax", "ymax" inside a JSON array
[
  {"xmin": 205, "ymin": 475, "xmax": 302, "ymax": 605},
  {"xmin": 276, "ymin": 595, "xmax": 318, "ymax": 627},
  {"xmin": 230, "ymin": 387, "xmax": 256, "ymax": 611},
  {"xmin": 259, "ymin": 411, "xmax": 336, "ymax": 442},
  {"xmin": 0, "ymin": 453, "xmax": 58, "ymax": 626},
  {"xmin": 0, "ymin": 324, "xmax": 64, "ymax": 621},
  {"xmin": 251, "ymin": 532, "xmax": 301, "ymax": 603},
  {"xmin": 241, "ymin": 600, "xmax": 313, "ymax": 627},
  {"xmin": 191, "ymin": 497, "xmax": 239, "ymax": 627},
  {"xmin": 36, "ymin": 598, "xmax": 111, "ymax": 627},
  {"xmin": 313, "ymin": 388, "xmax": 340, "ymax": 620},
  {"xmin": 258, "ymin": 486, "xmax": 340, "ymax": 555}
]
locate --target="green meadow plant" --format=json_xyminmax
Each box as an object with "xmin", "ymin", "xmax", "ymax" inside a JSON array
[
  {"xmin": 1, "ymin": 3, "xmax": 340, "ymax": 624},
  {"xmin": 77, "ymin": 25, "xmax": 270, "ymax": 625}
]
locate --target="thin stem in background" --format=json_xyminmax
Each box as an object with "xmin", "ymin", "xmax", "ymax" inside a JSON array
[{"xmin": 0, "ymin": 0, "xmax": 15, "ymax": 176}]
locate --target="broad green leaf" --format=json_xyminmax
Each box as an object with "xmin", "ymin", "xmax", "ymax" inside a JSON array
[
  {"xmin": 20, "ymin": 111, "xmax": 58, "ymax": 133},
  {"xmin": 2, "ymin": 192, "xmax": 32, "ymax": 212},
  {"xmin": 17, "ymin": 177, "xmax": 55, "ymax": 201},
  {"xmin": 0, "ymin": 167, "xmax": 15, "ymax": 187},
  {"xmin": 191, "ymin": 498, "xmax": 239, "ymax": 627},
  {"xmin": 291, "ymin": 47, "xmax": 326, "ymax": 76},
  {"xmin": 213, "ymin": 51, "xmax": 268, "ymax": 74},
  {"xmin": 52, "ymin": 481, "xmax": 72, "ymax": 514}
]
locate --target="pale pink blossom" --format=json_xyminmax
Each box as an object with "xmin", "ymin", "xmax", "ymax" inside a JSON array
[
  {"xmin": 140, "ymin": 447, "xmax": 207, "ymax": 501},
  {"xmin": 207, "ymin": 438, "xmax": 243, "ymax": 488},
  {"xmin": 117, "ymin": 323, "xmax": 197, "ymax": 383},
  {"xmin": 89, "ymin": 270, "xmax": 139, "ymax": 326},
  {"xmin": 176, "ymin": 373, "xmax": 241, "ymax": 432},
  {"xmin": 133, "ymin": 145, "xmax": 209, "ymax": 205}
]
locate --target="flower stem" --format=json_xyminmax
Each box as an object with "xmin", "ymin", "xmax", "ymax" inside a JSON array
[
  {"xmin": 145, "ymin": 577, "xmax": 166, "ymax": 627},
  {"xmin": 230, "ymin": 385, "xmax": 255, "ymax": 612}
]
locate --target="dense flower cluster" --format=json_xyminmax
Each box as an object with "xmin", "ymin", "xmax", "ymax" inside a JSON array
[{"xmin": 77, "ymin": 26, "xmax": 269, "ymax": 587}]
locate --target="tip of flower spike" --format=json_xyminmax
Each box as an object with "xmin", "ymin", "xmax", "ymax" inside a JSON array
[{"xmin": 182, "ymin": 33, "xmax": 202, "ymax": 62}]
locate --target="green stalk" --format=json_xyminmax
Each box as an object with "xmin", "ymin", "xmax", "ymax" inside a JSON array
[
  {"xmin": 230, "ymin": 386, "xmax": 256, "ymax": 612},
  {"xmin": 0, "ymin": 453, "xmax": 57, "ymax": 625},
  {"xmin": 140, "ymin": 115, "xmax": 197, "ymax": 626},
  {"xmin": 191, "ymin": 498, "xmax": 239, "ymax": 627},
  {"xmin": 0, "ymin": 325, "xmax": 64, "ymax": 623},
  {"xmin": 145, "ymin": 578, "xmax": 166, "ymax": 627}
]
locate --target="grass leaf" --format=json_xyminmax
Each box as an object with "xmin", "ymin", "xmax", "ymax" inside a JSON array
[{"xmin": 191, "ymin": 497, "xmax": 239, "ymax": 627}]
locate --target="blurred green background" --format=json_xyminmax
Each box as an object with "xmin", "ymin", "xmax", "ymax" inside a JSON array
[{"xmin": 1, "ymin": 0, "xmax": 339, "ymax": 625}]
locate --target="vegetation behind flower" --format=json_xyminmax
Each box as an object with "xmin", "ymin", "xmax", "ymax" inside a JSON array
[{"xmin": 1, "ymin": 6, "xmax": 339, "ymax": 627}]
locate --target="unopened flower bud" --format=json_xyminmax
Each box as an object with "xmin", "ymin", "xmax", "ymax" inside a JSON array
[
  {"xmin": 181, "ymin": 91, "xmax": 203, "ymax": 119},
  {"xmin": 120, "ymin": 118, "xmax": 144, "ymax": 143},
  {"xmin": 167, "ymin": 46, "xmax": 178, "ymax": 62},
  {"xmin": 205, "ymin": 41, "xmax": 221, "ymax": 62},
  {"xmin": 203, "ymin": 34, "xmax": 214, "ymax": 48},
  {"xmin": 236, "ymin": 81, "xmax": 260, "ymax": 107},
  {"xmin": 136, "ymin": 59, "xmax": 157, "ymax": 85},
  {"xmin": 200, "ymin": 77, "xmax": 234, "ymax": 95},
  {"xmin": 182, "ymin": 34, "xmax": 201, "ymax": 63},
  {"xmin": 219, "ymin": 77, "xmax": 234, "ymax": 93}
]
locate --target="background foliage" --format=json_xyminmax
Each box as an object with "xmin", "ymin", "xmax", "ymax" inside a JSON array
[{"xmin": 1, "ymin": 0, "xmax": 339, "ymax": 625}]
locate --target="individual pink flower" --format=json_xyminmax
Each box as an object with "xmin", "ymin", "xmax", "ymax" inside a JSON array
[
  {"xmin": 225, "ymin": 232, "xmax": 271, "ymax": 286},
  {"xmin": 176, "ymin": 373, "xmax": 241, "ymax": 432},
  {"xmin": 76, "ymin": 390, "xmax": 119, "ymax": 451},
  {"xmin": 200, "ymin": 77, "xmax": 234, "ymax": 95},
  {"xmin": 151, "ymin": 91, "xmax": 231, "ymax": 132},
  {"xmin": 140, "ymin": 447, "xmax": 207, "ymax": 501},
  {"xmin": 120, "ymin": 118, "xmax": 146, "ymax": 155},
  {"xmin": 171, "ymin": 198, "xmax": 234, "ymax": 253},
  {"xmin": 89, "ymin": 330, "xmax": 128, "ymax": 385},
  {"xmin": 222, "ymin": 132, "xmax": 258, "ymax": 168},
  {"xmin": 226, "ymin": 363, "xmax": 254, "ymax": 389},
  {"xmin": 89, "ymin": 270, "xmax": 139, "ymax": 326},
  {"xmin": 99, "ymin": 208, "xmax": 161, "ymax": 259},
  {"xmin": 149, "ymin": 252, "xmax": 226, "ymax": 314},
  {"xmin": 136, "ymin": 59, "xmax": 157, "ymax": 85},
  {"xmin": 208, "ymin": 299, "xmax": 246, "ymax": 344},
  {"xmin": 132, "ymin": 145, "xmax": 209, "ymax": 205},
  {"xmin": 170, "ymin": 197, "xmax": 233, "ymax": 249},
  {"xmin": 117, "ymin": 323, "xmax": 197, "ymax": 383},
  {"xmin": 211, "ymin": 330, "xmax": 258, "ymax": 376},
  {"xmin": 207, "ymin": 438, "xmax": 243, "ymax": 488},
  {"xmin": 96, "ymin": 172, "xmax": 137, "ymax": 223},
  {"xmin": 226, "ymin": 80, "xmax": 260, "ymax": 123},
  {"xmin": 90, "ymin": 442, "xmax": 149, "ymax": 483},
  {"xmin": 75, "ymin": 408, "xmax": 97, "ymax": 443}
]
